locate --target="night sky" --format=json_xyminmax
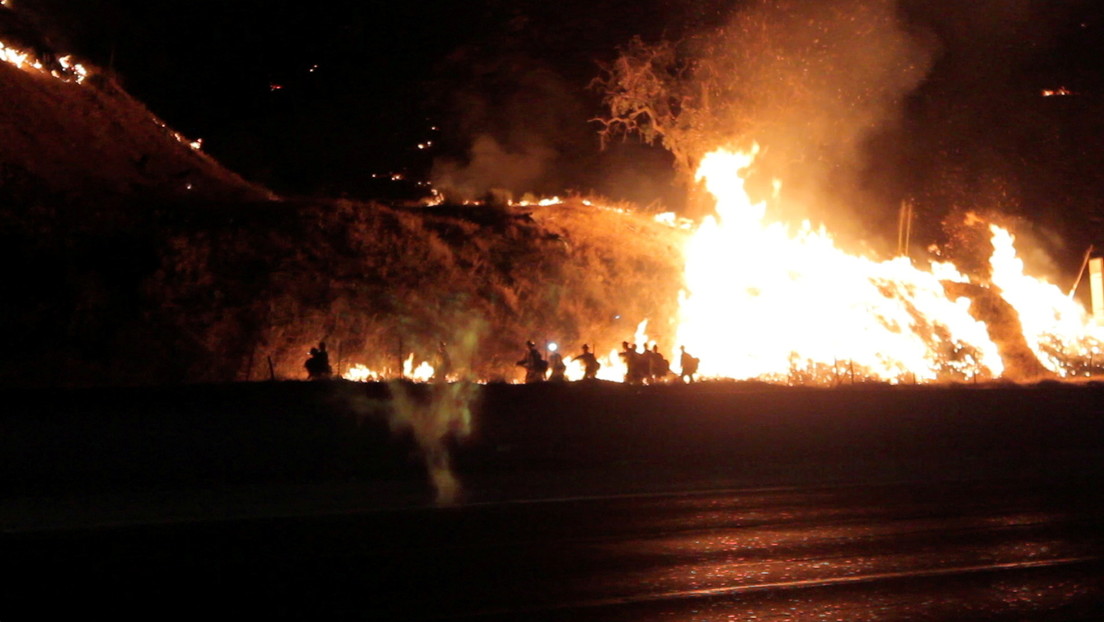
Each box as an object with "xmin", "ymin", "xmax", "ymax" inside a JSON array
[
  {"xmin": 19, "ymin": 0, "xmax": 714, "ymax": 201},
  {"xmin": 16, "ymin": 0, "xmax": 1104, "ymax": 255}
]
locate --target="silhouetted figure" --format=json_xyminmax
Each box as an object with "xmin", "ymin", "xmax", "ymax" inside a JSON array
[
  {"xmin": 573, "ymin": 344, "xmax": 601, "ymax": 380},
  {"xmin": 648, "ymin": 344, "xmax": 670, "ymax": 383},
  {"xmin": 642, "ymin": 345, "xmax": 658, "ymax": 383},
  {"xmin": 433, "ymin": 341, "xmax": 452, "ymax": 383},
  {"xmin": 679, "ymin": 345, "xmax": 699, "ymax": 383},
  {"xmin": 618, "ymin": 341, "xmax": 633, "ymax": 383},
  {"xmin": 517, "ymin": 340, "xmax": 547, "ymax": 383},
  {"xmin": 620, "ymin": 341, "xmax": 646, "ymax": 385},
  {"xmin": 317, "ymin": 341, "xmax": 332, "ymax": 373},
  {"xmin": 548, "ymin": 350, "xmax": 566, "ymax": 382},
  {"xmin": 305, "ymin": 341, "xmax": 333, "ymax": 380}
]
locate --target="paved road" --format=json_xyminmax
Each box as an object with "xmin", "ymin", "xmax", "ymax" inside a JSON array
[{"xmin": 4, "ymin": 478, "xmax": 1103, "ymax": 620}]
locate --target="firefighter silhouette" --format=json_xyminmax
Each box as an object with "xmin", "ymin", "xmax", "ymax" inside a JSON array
[
  {"xmin": 517, "ymin": 340, "xmax": 547, "ymax": 383},
  {"xmin": 573, "ymin": 344, "xmax": 601, "ymax": 379},
  {"xmin": 679, "ymin": 345, "xmax": 700, "ymax": 383},
  {"xmin": 433, "ymin": 341, "xmax": 452, "ymax": 383},
  {"xmin": 548, "ymin": 348, "xmax": 567, "ymax": 382},
  {"xmin": 305, "ymin": 341, "xmax": 333, "ymax": 380},
  {"xmin": 648, "ymin": 344, "xmax": 670, "ymax": 383}
]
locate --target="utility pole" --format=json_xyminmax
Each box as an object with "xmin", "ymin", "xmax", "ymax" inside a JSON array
[
  {"xmin": 1090, "ymin": 257, "xmax": 1104, "ymax": 326},
  {"xmin": 1068, "ymin": 245, "xmax": 1094, "ymax": 298},
  {"xmin": 897, "ymin": 200, "xmax": 913, "ymax": 259}
]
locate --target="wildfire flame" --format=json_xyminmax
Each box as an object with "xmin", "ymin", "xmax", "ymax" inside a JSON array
[
  {"xmin": 0, "ymin": 39, "xmax": 87, "ymax": 84},
  {"xmin": 511, "ymin": 196, "xmax": 564, "ymax": 207},
  {"xmin": 562, "ymin": 319, "xmax": 654, "ymax": 382},
  {"xmin": 988, "ymin": 226, "xmax": 1103, "ymax": 375},
  {"xmin": 333, "ymin": 146, "xmax": 1101, "ymax": 386},
  {"xmin": 675, "ymin": 146, "xmax": 1102, "ymax": 383},
  {"xmin": 343, "ymin": 353, "xmax": 436, "ymax": 383}
]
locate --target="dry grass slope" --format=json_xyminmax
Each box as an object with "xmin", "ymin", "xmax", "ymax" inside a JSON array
[{"xmin": 0, "ymin": 24, "xmax": 690, "ymax": 386}]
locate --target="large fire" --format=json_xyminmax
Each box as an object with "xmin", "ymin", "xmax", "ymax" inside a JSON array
[
  {"xmin": 675, "ymin": 146, "xmax": 1102, "ymax": 383},
  {"xmin": 338, "ymin": 146, "xmax": 1102, "ymax": 385}
]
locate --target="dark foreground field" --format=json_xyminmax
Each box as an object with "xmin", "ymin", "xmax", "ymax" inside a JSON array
[{"xmin": 2, "ymin": 380, "xmax": 1103, "ymax": 619}]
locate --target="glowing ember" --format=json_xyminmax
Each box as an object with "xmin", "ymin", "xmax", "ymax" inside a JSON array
[
  {"xmin": 422, "ymin": 188, "xmax": 445, "ymax": 206},
  {"xmin": 56, "ymin": 55, "xmax": 87, "ymax": 83},
  {"xmin": 675, "ymin": 146, "xmax": 1069, "ymax": 383},
  {"xmin": 1041, "ymin": 87, "xmax": 1074, "ymax": 97}
]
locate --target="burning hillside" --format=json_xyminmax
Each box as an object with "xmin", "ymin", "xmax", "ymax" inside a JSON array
[
  {"xmin": 676, "ymin": 146, "xmax": 1101, "ymax": 384},
  {"xmin": 0, "ymin": 7, "xmax": 267, "ymax": 202},
  {"xmin": 1, "ymin": 1, "xmax": 1102, "ymax": 388}
]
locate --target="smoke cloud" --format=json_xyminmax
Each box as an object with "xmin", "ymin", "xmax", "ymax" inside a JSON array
[
  {"xmin": 428, "ymin": 24, "xmax": 596, "ymax": 203},
  {"xmin": 686, "ymin": 0, "xmax": 939, "ymax": 244},
  {"xmin": 383, "ymin": 316, "xmax": 487, "ymax": 505},
  {"xmin": 432, "ymin": 134, "xmax": 555, "ymax": 203},
  {"xmin": 387, "ymin": 380, "xmax": 479, "ymax": 506}
]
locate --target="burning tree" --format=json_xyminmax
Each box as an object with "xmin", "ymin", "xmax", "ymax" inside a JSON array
[
  {"xmin": 591, "ymin": 1, "xmax": 1104, "ymax": 385},
  {"xmin": 592, "ymin": 0, "xmax": 934, "ymax": 218},
  {"xmin": 590, "ymin": 27, "xmax": 774, "ymax": 192}
]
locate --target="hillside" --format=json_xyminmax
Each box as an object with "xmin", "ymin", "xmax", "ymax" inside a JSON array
[
  {"xmin": 0, "ymin": 17, "xmax": 688, "ymax": 386},
  {"xmin": 0, "ymin": 43, "xmax": 268, "ymax": 202}
]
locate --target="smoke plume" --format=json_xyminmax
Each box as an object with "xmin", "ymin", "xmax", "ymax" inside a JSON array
[
  {"xmin": 432, "ymin": 134, "xmax": 555, "ymax": 203},
  {"xmin": 386, "ymin": 380, "xmax": 479, "ymax": 505},
  {"xmin": 699, "ymin": 0, "xmax": 939, "ymax": 242}
]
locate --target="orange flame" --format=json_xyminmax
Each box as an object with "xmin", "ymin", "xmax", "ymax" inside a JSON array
[
  {"xmin": 673, "ymin": 146, "xmax": 1103, "ymax": 383},
  {"xmin": 343, "ymin": 354, "xmax": 436, "ymax": 383},
  {"xmin": 0, "ymin": 40, "xmax": 87, "ymax": 84}
]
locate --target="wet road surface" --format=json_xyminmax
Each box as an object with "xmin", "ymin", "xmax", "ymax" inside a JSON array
[{"xmin": 4, "ymin": 478, "xmax": 1103, "ymax": 620}]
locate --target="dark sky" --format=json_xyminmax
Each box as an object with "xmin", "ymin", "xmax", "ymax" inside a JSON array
[
  {"xmin": 20, "ymin": 0, "xmax": 719, "ymax": 202},
  {"xmin": 15, "ymin": 0, "xmax": 1104, "ymax": 257}
]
